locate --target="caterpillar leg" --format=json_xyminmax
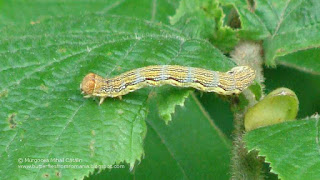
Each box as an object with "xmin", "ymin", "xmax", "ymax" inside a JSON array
[
  {"xmin": 118, "ymin": 96, "xmax": 122, "ymax": 100},
  {"xmin": 99, "ymin": 97, "xmax": 106, "ymax": 105}
]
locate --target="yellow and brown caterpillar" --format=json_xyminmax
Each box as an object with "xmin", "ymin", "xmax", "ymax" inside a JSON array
[{"xmin": 80, "ymin": 65, "xmax": 255, "ymax": 105}]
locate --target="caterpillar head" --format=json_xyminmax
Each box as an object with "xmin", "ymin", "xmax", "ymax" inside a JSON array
[{"xmin": 80, "ymin": 73, "xmax": 96, "ymax": 96}]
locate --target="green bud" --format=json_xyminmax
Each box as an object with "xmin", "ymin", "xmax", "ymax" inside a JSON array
[{"xmin": 245, "ymin": 87, "xmax": 299, "ymax": 131}]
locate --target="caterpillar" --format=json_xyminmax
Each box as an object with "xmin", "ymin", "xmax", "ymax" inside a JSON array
[{"xmin": 80, "ymin": 65, "xmax": 256, "ymax": 105}]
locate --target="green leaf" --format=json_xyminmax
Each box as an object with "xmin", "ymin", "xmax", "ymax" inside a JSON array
[
  {"xmin": 248, "ymin": 82, "xmax": 263, "ymax": 101},
  {"xmin": 224, "ymin": 0, "xmax": 320, "ymax": 71},
  {"xmin": 244, "ymin": 115, "xmax": 320, "ymax": 180},
  {"xmin": 221, "ymin": 0, "xmax": 270, "ymax": 40},
  {"xmin": 276, "ymin": 48, "xmax": 320, "ymax": 75},
  {"xmin": 0, "ymin": 14, "xmax": 236, "ymax": 179},
  {"xmin": 156, "ymin": 87, "xmax": 193, "ymax": 124},
  {"xmin": 170, "ymin": 0, "xmax": 238, "ymax": 52},
  {"xmin": 171, "ymin": 9, "xmax": 216, "ymax": 40},
  {"xmin": 87, "ymin": 94, "xmax": 232, "ymax": 179},
  {"xmin": 197, "ymin": 93, "xmax": 234, "ymax": 138},
  {"xmin": 0, "ymin": 0, "xmax": 179, "ymax": 27}
]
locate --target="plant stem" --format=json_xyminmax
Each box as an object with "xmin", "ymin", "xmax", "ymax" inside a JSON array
[
  {"xmin": 230, "ymin": 41, "xmax": 266, "ymax": 179},
  {"xmin": 230, "ymin": 101, "xmax": 265, "ymax": 180}
]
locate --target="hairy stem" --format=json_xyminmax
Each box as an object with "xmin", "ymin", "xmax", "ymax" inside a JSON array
[
  {"xmin": 230, "ymin": 41, "xmax": 266, "ymax": 179},
  {"xmin": 230, "ymin": 100, "xmax": 265, "ymax": 180}
]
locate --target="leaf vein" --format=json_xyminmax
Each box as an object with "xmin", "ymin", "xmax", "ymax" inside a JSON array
[
  {"xmin": 33, "ymin": 102, "xmax": 85, "ymax": 179},
  {"xmin": 0, "ymin": 35, "xmax": 186, "ymax": 93},
  {"xmin": 97, "ymin": 0, "xmax": 126, "ymax": 14},
  {"xmin": 271, "ymin": 0, "xmax": 298, "ymax": 38},
  {"xmin": 151, "ymin": 0, "xmax": 157, "ymax": 22},
  {"xmin": 146, "ymin": 120, "xmax": 190, "ymax": 180}
]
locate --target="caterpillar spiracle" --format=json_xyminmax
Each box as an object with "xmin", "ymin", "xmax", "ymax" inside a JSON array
[{"xmin": 80, "ymin": 65, "xmax": 256, "ymax": 105}]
